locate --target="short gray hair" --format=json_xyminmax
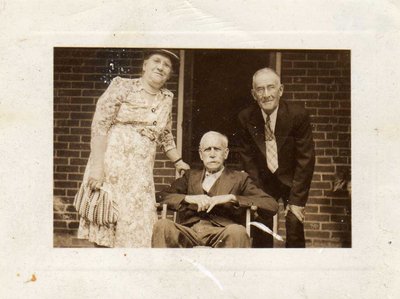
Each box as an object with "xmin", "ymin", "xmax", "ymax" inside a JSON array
[
  {"xmin": 199, "ymin": 131, "xmax": 228, "ymax": 149},
  {"xmin": 252, "ymin": 67, "xmax": 281, "ymax": 89}
]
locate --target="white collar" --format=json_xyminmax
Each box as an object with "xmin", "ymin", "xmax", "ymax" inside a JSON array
[{"xmin": 261, "ymin": 106, "xmax": 279, "ymax": 131}]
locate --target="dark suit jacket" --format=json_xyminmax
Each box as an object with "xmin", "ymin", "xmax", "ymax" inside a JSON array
[
  {"xmin": 237, "ymin": 101, "xmax": 315, "ymax": 206},
  {"xmin": 156, "ymin": 168, "xmax": 278, "ymax": 227}
]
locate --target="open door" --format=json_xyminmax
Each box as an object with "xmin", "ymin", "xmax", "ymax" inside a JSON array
[{"xmin": 182, "ymin": 49, "xmax": 276, "ymax": 169}]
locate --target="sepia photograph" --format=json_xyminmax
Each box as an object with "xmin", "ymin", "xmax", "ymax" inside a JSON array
[
  {"xmin": 53, "ymin": 48, "xmax": 351, "ymax": 249},
  {"xmin": 2, "ymin": 0, "xmax": 399, "ymax": 298}
]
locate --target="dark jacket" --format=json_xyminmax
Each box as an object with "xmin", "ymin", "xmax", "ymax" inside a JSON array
[
  {"xmin": 156, "ymin": 168, "xmax": 278, "ymax": 227},
  {"xmin": 237, "ymin": 101, "xmax": 315, "ymax": 206}
]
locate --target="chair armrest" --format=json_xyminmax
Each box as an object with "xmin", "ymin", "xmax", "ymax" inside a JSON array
[{"xmin": 246, "ymin": 205, "xmax": 258, "ymax": 237}]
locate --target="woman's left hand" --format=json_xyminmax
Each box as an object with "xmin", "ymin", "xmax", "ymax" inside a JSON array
[{"xmin": 175, "ymin": 160, "xmax": 190, "ymax": 176}]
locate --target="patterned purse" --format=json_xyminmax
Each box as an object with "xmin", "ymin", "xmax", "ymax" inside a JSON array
[{"xmin": 73, "ymin": 183, "xmax": 119, "ymax": 226}]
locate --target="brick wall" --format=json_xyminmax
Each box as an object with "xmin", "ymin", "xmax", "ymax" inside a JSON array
[
  {"xmin": 53, "ymin": 48, "xmax": 179, "ymax": 234},
  {"xmin": 277, "ymin": 50, "xmax": 351, "ymax": 247}
]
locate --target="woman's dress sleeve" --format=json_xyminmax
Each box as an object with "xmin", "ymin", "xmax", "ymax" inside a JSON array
[
  {"xmin": 89, "ymin": 77, "xmax": 123, "ymax": 180},
  {"xmin": 158, "ymin": 110, "xmax": 176, "ymax": 153}
]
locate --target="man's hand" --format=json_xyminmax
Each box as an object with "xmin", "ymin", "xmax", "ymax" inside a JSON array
[
  {"xmin": 285, "ymin": 204, "xmax": 305, "ymax": 223},
  {"xmin": 206, "ymin": 194, "xmax": 237, "ymax": 213},
  {"xmin": 184, "ymin": 195, "xmax": 211, "ymax": 212}
]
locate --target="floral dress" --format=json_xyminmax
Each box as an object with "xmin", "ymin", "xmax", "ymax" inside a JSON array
[{"xmin": 77, "ymin": 77, "xmax": 176, "ymax": 247}]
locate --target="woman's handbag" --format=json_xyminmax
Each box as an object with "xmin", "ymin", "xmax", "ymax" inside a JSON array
[{"xmin": 73, "ymin": 183, "xmax": 118, "ymax": 226}]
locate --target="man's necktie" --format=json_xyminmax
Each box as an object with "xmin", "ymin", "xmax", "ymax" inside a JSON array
[{"xmin": 265, "ymin": 114, "xmax": 279, "ymax": 173}]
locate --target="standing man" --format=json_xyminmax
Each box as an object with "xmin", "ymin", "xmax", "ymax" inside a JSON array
[{"xmin": 237, "ymin": 68, "xmax": 315, "ymax": 248}]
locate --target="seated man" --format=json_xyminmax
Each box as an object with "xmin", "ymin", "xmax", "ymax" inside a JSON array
[{"xmin": 152, "ymin": 131, "xmax": 279, "ymax": 248}]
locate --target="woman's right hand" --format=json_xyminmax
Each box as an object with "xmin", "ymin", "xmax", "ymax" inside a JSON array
[{"xmin": 87, "ymin": 177, "xmax": 103, "ymax": 190}]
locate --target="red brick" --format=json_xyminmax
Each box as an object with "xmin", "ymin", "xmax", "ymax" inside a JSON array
[
  {"xmin": 319, "ymin": 206, "xmax": 345, "ymax": 214},
  {"xmin": 331, "ymin": 215, "xmax": 350, "ymax": 222},
  {"xmin": 67, "ymin": 189, "xmax": 79, "ymax": 196},
  {"xmin": 315, "ymin": 140, "xmax": 333, "ymax": 148},
  {"xmin": 293, "ymin": 77, "xmax": 317, "ymax": 84},
  {"xmin": 306, "ymin": 214, "xmax": 330, "ymax": 222},
  {"xmin": 71, "ymin": 97, "xmax": 95, "ymax": 104},
  {"xmin": 318, "ymin": 62, "xmax": 336, "ymax": 68},
  {"xmin": 56, "ymin": 165, "xmax": 79, "ymax": 173},
  {"xmin": 81, "ymin": 105, "xmax": 96, "ymax": 112},
  {"xmin": 317, "ymin": 124, "xmax": 333, "ymax": 131},
  {"xmin": 68, "ymin": 173, "xmax": 84, "ymax": 181},
  {"xmin": 80, "ymin": 151, "xmax": 90, "ymax": 158},
  {"xmin": 71, "ymin": 128, "xmax": 91, "ymax": 135},
  {"xmin": 307, "ymin": 85, "xmax": 326, "ymax": 92},
  {"xmin": 308, "ymin": 190, "xmax": 323, "ymax": 197},
  {"xmin": 55, "ymin": 66, "xmax": 72, "ymax": 73},
  {"xmin": 69, "ymin": 143, "xmax": 90, "ymax": 150},
  {"xmin": 54, "ymin": 221, "xmax": 67, "ymax": 228},
  {"xmin": 317, "ymin": 157, "xmax": 331, "ymax": 164},
  {"xmin": 54, "ymin": 181, "xmax": 78, "ymax": 189},
  {"xmin": 71, "ymin": 112, "xmax": 93, "ymax": 120},
  {"xmin": 68, "ymin": 221, "xmax": 80, "ymax": 229},
  {"xmin": 326, "ymin": 132, "xmax": 338, "ymax": 139},
  {"xmin": 304, "ymin": 222, "xmax": 320, "ymax": 230},
  {"xmin": 305, "ymin": 206, "xmax": 318, "ymax": 213},
  {"xmin": 311, "ymin": 116, "xmax": 331, "ymax": 124},
  {"xmin": 54, "ymin": 189, "xmax": 66, "ymax": 196},
  {"xmin": 333, "ymin": 140, "xmax": 349, "ymax": 148},
  {"xmin": 314, "ymin": 165, "xmax": 334, "ymax": 173},
  {"xmin": 321, "ymin": 223, "xmax": 348, "ymax": 231},
  {"xmin": 333, "ymin": 157, "xmax": 348, "ymax": 164},
  {"xmin": 54, "ymin": 112, "xmax": 70, "ymax": 119},
  {"xmin": 56, "ymin": 150, "xmax": 80, "ymax": 157},
  {"xmin": 305, "ymin": 231, "xmax": 330, "ymax": 238},
  {"xmin": 284, "ymin": 84, "xmax": 306, "ymax": 91},
  {"xmin": 58, "ymin": 89, "xmax": 82, "ymax": 96},
  {"xmin": 283, "ymin": 69, "xmax": 307, "ymax": 76},
  {"xmin": 54, "ymin": 158, "xmax": 68, "ymax": 165},
  {"xmin": 318, "ymin": 109, "xmax": 334, "ymax": 116},
  {"xmin": 54, "ymin": 213, "xmax": 77, "ymax": 221},
  {"xmin": 54, "ymin": 173, "xmax": 67, "ymax": 180},
  {"xmin": 82, "ymin": 90, "xmax": 104, "ymax": 97},
  {"xmin": 319, "ymin": 93, "xmax": 334, "ymax": 100},
  {"xmin": 70, "ymin": 158, "xmax": 88, "ymax": 166},
  {"xmin": 55, "ymin": 81, "xmax": 72, "ymax": 88},
  {"xmin": 80, "ymin": 120, "xmax": 92, "ymax": 127},
  {"xmin": 66, "ymin": 205, "xmax": 78, "ymax": 212},
  {"xmin": 294, "ymin": 93, "xmax": 319, "ymax": 100},
  {"xmin": 322, "ymin": 174, "xmax": 335, "ymax": 181},
  {"xmin": 81, "ymin": 136, "xmax": 91, "ymax": 142},
  {"xmin": 293, "ymin": 61, "xmax": 317, "ymax": 68},
  {"xmin": 59, "ymin": 74, "xmax": 83, "ymax": 81},
  {"xmin": 310, "ymin": 182, "xmax": 331, "ymax": 189},
  {"xmin": 331, "ymin": 232, "xmax": 351, "ymax": 240}
]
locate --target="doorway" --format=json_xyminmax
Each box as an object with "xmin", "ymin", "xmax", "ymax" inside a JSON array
[{"xmin": 182, "ymin": 49, "xmax": 275, "ymax": 169}]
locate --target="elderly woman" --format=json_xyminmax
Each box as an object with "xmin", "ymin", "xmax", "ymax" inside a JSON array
[{"xmin": 77, "ymin": 49, "xmax": 190, "ymax": 247}]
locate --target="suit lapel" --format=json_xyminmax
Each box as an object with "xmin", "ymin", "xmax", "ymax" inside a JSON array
[
  {"xmin": 275, "ymin": 101, "xmax": 292, "ymax": 152},
  {"xmin": 246, "ymin": 105, "xmax": 266, "ymax": 158},
  {"xmin": 189, "ymin": 169, "xmax": 206, "ymax": 195},
  {"xmin": 208, "ymin": 168, "xmax": 235, "ymax": 196}
]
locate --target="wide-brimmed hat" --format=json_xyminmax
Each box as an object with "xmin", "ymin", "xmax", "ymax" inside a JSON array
[{"xmin": 144, "ymin": 49, "xmax": 180, "ymax": 67}]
